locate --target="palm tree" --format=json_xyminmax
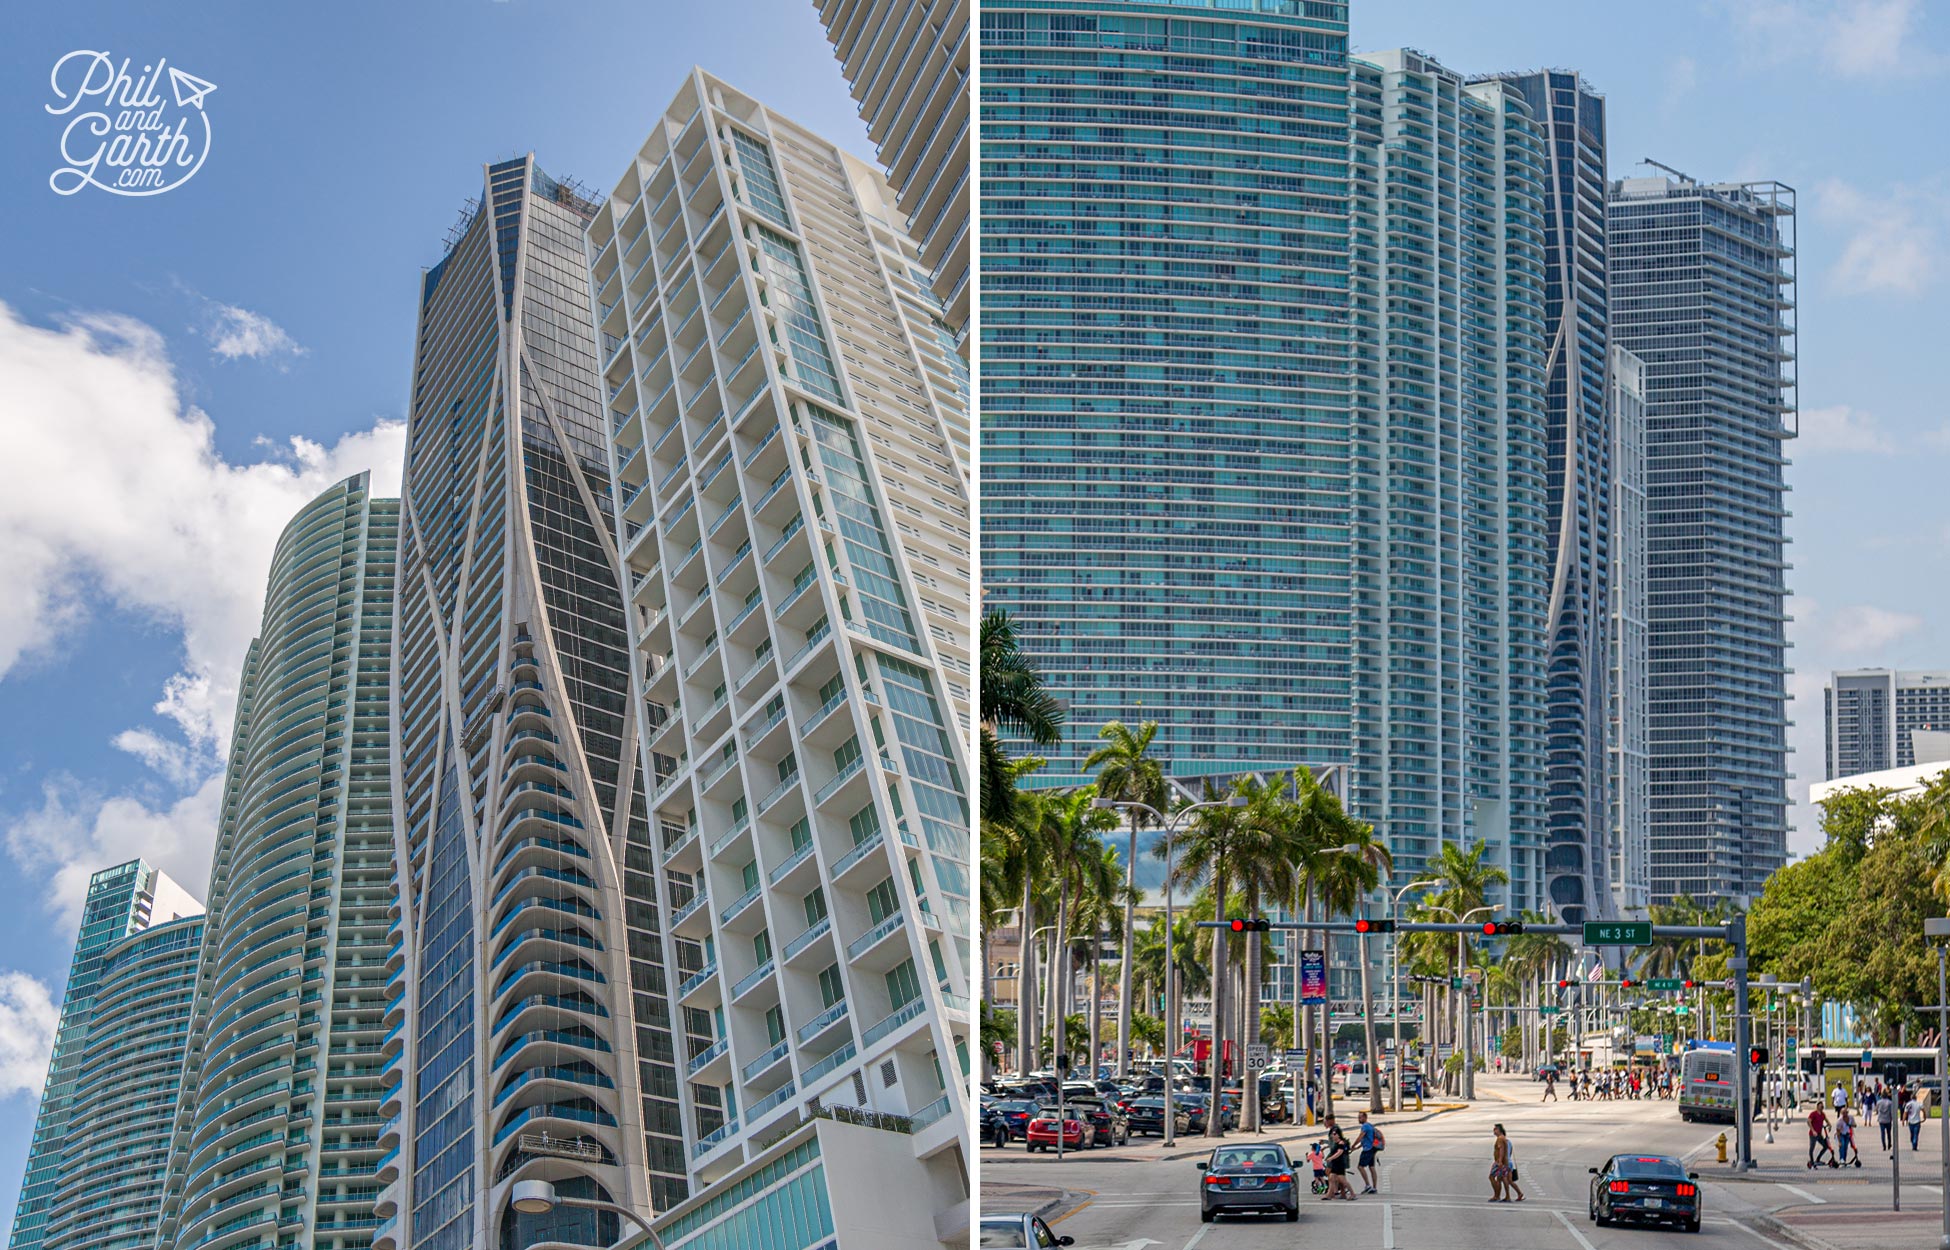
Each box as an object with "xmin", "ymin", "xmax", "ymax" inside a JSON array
[
  {"xmin": 1086, "ymin": 719, "xmax": 1168, "ymax": 1080},
  {"xmin": 1071, "ymin": 842, "xmax": 1133, "ymax": 1079},
  {"xmin": 1041, "ymin": 788, "xmax": 1118, "ymax": 1081},
  {"xmin": 1425, "ymin": 841, "xmax": 1508, "ymax": 1095},
  {"xmin": 1134, "ymin": 911, "xmax": 1208, "ymax": 1059},
  {"xmin": 979, "ymin": 609, "xmax": 1064, "ymax": 824},
  {"xmin": 1261, "ymin": 1003, "xmax": 1296, "ymax": 1049},
  {"xmin": 1312, "ymin": 816, "xmax": 1390, "ymax": 1112},
  {"xmin": 1506, "ymin": 913, "xmax": 1571, "ymax": 1070},
  {"xmin": 1227, "ymin": 774, "xmax": 1303, "ymax": 1131},
  {"xmin": 1280, "ymin": 766, "xmax": 1370, "ymax": 1119},
  {"xmin": 984, "ymin": 773, "xmax": 1051, "ymax": 1069},
  {"xmin": 1164, "ymin": 787, "xmax": 1253, "ymax": 1137}
]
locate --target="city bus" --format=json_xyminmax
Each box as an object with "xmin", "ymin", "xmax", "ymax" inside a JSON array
[
  {"xmin": 1800, "ymin": 1046, "xmax": 1943, "ymax": 1101},
  {"xmin": 1678, "ymin": 1047, "xmax": 1739, "ymax": 1123}
]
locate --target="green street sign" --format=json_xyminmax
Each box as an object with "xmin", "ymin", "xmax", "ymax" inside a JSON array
[
  {"xmin": 1539, "ymin": 1006, "xmax": 1563, "ymax": 1016},
  {"xmin": 1649, "ymin": 978, "xmax": 1682, "ymax": 991},
  {"xmin": 1674, "ymin": 1005, "xmax": 1690, "ymax": 1015},
  {"xmin": 1583, "ymin": 921, "xmax": 1652, "ymax": 947}
]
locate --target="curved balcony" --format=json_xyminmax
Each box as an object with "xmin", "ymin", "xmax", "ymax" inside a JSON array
[
  {"xmin": 493, "ymin": 1029, "xmax": 614, "ymax": 1072},
  {"xmin": 491, "ymin": 1101, "xmax": 619, "ymax": 1149},
  {"xmin": 492, "ymin": 993, "xmax": 611, "ymax": 1042}
]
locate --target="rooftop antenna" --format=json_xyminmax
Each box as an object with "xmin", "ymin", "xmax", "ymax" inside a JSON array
[{"xmin": 1641, "ymin": 157, "xmax": 1696, "ymax": 184}]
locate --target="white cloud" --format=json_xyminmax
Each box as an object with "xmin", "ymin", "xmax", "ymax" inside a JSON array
[
  {"xmin": 1824, "ymin": 603, "xmax": 1924, "ymax": 653},
  {"xmin": 204, "ymin": 301, "xmax": 305, "ymax": 363},
  {"xmin": 0, "ymin": 301, "xmax": 405, "ymax": 903},
  {"xmin": 0, "ymin": 972, "xmax": 58, "ymax": 1100},
  {"xmin": 4, "ymin": 775, "xmax": 224, "ymax": 927},
  {"xmin": 1731, "ymin": 0, "xmax": 1936, "ymax": 77},
  {"xmin": 1816, "ymin": 179, "xmax": 1947, "ymax": 296},
  {"xmin": 1796, "ymin": 403, "xmax": 1899, "ymax": 452}
]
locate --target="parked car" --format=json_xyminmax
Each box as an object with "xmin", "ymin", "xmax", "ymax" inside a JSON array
[
  {"xmin": 1025, "ymin": 1109, "xmax": 1093, "ymax": 1151},
  {"xmin": 1071, "ymin": 1099, "xmax": 1130, "ymax": 1147},
  {"xmin": 1122, "ymin": 1097, "xmax": 1185, "ymax": 1136},
  {"xmin": 1198, "ymin": 1143, "xmax": 1300, "ymax": 1223},
  {"xmin": 989, "ymin": 1099, "xmax": 1042, "ymax": 1141}
]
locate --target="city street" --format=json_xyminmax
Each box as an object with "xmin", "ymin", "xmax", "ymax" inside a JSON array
[{"xmin": 983, "ymin": 1075, "xmax": 1950, "ymax": 1250}]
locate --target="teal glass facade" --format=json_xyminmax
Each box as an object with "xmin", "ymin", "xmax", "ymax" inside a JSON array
[
  {"xmin": 44, "ymin": 917, "xmax": 201, "ymax": 1250},
  {"xmin": 981, "ymin": 0, "xmax": 1356, "ymax": 785},
  {"xmin": 9, "ymin": 861, "xmax": 201, "ymax": 1250}
]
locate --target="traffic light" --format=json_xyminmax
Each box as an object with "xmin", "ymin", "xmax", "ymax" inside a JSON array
[
  {"xmin": 1229, "ymin": 918, "xmax": 1271, "ymax": 934},
  {"xmin": 1557, "ymin": 979, "xmax": 1572, "ymax": 990},
  {"xmin": 1682, "ymin": 979, "xmax": 1696, "ymax": 990},
  {"xmin": 1619, "ymin": 978, "xmax": 1637, "ymax": 989},
  {"xmin": 1749, "ymin": 1046, "xmax": 1769, "ymax": 1067},
  {"xmin": 1481, "ymin": 920, "xmax": 1524, "ymax": 936},
  {"xmin": 1353, "ymin": 917, "xmax": 1396, "ymax": 934}
]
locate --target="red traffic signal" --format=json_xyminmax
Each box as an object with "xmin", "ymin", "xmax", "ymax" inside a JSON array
[
  {"xmin": 1682, "ymin": 979, "xmax": 1695, "ymax": 989},
  {"xmin": 1353, "ymin": 917, "xmax": 1397, "ymax": 934},
  {"xmin": 1229, "ymin": 918, "xmax": 1271, "ymax": 934},
  {"xmin": 1749, "ymin": 1046, "xmax": 1769, "ymax": 1067},
  {"xmin": 1481, "ymin": 921, "xmax": 1524, "ymax": 936},
  {"xmin": 1619, "ymin": 978, "xmax": 1637, "ymax": 989},
  {"xmin": 1556, "ymin": 979, "xmax": 1571, "ymax": 989}
]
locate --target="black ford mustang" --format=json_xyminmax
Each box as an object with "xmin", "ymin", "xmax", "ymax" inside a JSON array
[{"xmin": 1589, "ymin": 1153, "xmax": 1702, "ymax": 1233}]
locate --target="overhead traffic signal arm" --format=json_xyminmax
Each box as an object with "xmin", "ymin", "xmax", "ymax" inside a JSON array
[
  {"xmin": 1227, "ymin": 918, "xmax": 1271, "ymax": 934},
  {"xmin": 1353, "ymin": 917, "xmax": 1397, "ymax": 934},
  {"xmin": 1481, "ymin": 920, "xmax": 1524, "ymax": 936}
]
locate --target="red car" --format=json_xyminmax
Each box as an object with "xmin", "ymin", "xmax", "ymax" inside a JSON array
[{"xmin": 1025, "ymin": 1111, "xmax": 1094, "ymax": 1151}]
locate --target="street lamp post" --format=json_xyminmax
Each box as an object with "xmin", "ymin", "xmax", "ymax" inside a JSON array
[
  {"xmin": 1424, "ymin": 904, "xmax": 1495, "ymax": 1099},
  {"xmin": 1093, "ymin": 794, "xmax": 1243, "ymax": 1148},
  {"xmin": 1388, "ymin": 878, "xmax": 1443, "ymax": 1112},
  {"xmin": 510, "ymin": 1180, "xmax": 665, "ymax": 1249}
]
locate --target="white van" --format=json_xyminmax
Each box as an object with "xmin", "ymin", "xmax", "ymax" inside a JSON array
[{"xmin": 1342, "ymin": 1062, "xmax": 1371, "ymax": 1095}]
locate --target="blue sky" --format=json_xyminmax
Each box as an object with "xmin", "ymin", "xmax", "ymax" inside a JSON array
[
  {"xmin": 0, "ymin": 0, "xmax": 1945, "ymax": 1232},
  {"xmin": 0, "ymin": 0, "xmax": 872, "ymax": 1228}
]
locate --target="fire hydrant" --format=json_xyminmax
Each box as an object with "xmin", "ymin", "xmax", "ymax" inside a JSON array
[{"xmin": 1716, "ymin": 1132, "xmax": 1729, "ymax": 1164}]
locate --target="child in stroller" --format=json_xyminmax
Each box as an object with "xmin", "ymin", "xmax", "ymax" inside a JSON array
[{"xmin": 1305, "ymin": 1141, "xmax": 1329, "ymax": 1195}]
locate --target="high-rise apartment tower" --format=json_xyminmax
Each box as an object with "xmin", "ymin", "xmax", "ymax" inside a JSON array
[
  {"xmin": 1609, "ymin": 171, "xmax": 1794, "ymax": 904},
  {"xmin": 1826, "ymin": 669, "xmax": 1950, "ymax": 779},
  {"xmin": 586, "ymin": 69, "xmax": 975, "ymax": 1248},
  {"xmin": 1608, "ymin": 346, "xmax": 1650, "ymax": 913}
]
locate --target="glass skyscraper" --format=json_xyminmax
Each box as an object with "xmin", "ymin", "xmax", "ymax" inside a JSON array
[
  {"xmin": 8, "ymin": 860, "xmax": 202, "ymax": 1250},
  {"xmin": 1345, "ymin": 49, "xmax": 1552, "ymax": 903},
  {"xmin": 43, "ymin": 915, "xmax": 201, "ymax": 1250},
  {"xmin": 587, "ymin": 69, "xmax": 974, "ymax": 1248},
  {"xmin": 1608, "ymin": 172, "xmax": 1795, "ymax": 905},
  {"xmin": 981, "ymin": 0, "xmax": 1355, "ymax": 787},
  {"xmin": 385, "ymin": 155, "xmax": 684, "ymax": 1250},
  {"xmin": 1607, "ymin": 345, "xmax": 1650, "ymax": 913},
  {"xmin": 155, "ymin": 474, "xmax": 398, "ymax": 1250},
  {"xmin": 1469, "ymin": 68, "xmax": 1613, "ymax": 922}
]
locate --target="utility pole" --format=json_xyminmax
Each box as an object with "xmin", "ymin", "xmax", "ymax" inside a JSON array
[
  {"xmin": 1730, "ymin": 917, "xmax": 1754, "ymax": 1170},
  {"xmin": 1925, "ymin": 917, "xmax": 1950, "ymax": 1250}
]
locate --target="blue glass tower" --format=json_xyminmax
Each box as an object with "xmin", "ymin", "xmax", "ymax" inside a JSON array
[{"xmin": 981, "ymin": 0, "xmax": 1355, "ymax": 786}]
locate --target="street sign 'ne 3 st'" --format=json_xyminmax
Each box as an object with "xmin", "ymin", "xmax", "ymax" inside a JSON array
[{"xmin": 1583, "ymin": 921, "xmax": 1652, "ymax": 946}]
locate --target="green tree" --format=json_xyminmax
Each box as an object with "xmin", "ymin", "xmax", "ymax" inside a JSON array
[
  {"xmin": 1260, "ymin": 1004, "xmax": 1295, "ymax": 1049},
  {"xmin": 1163, "ymin": 795, "xmax": 1253, "ymax": 1138},
  {"xmin": 1043, "ymin": 788, "xmax": 1118, "ymax": 1074},
  {"xmin": 1305, "ymin": 787, "xmax": 1388, "ymax": 1112},
  {"xmin": 979, "ymin": 609, "xmax": 1064, "ymax": 824},
  {"xmin": 1086, "ymin": 718, "xmax": 1168, "ymax": 1079}
]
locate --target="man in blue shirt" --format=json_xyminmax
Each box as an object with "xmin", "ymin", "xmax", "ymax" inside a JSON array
[{"xmin": 1356, "ymin": 1110, "xmax": 1381, "ymax": 1194}]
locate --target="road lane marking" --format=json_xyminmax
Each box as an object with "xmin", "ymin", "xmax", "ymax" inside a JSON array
[
  {"xmin": 1381, "ymin": 1201, "xmax": 1393, "ymax": 1250},
  {"xmin": 1551, "ymin": 1207, "xmax": 1599, "ymax": 1250},
  {"xmin": 1730, "ymin": 1220, "xmax": 1797, "ymax": 1250},
  {"xmin": 1180, "ymin": 1225, "xmax": 1211, "ymax": 1250},
  {"xmin": 1775, "ymin": 1183, "xmax": 1826, "ymax": 1204}
]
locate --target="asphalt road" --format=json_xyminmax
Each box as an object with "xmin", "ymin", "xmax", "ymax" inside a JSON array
[{"xmin": 982, "ymin": 1075, "xmax": 1874, "ymax": 1250}]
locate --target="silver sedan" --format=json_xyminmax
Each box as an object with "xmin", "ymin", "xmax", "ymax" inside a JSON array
[{"xmin": 978, "ymin": 1213, "xmax": 1075, "ymax": 1248}]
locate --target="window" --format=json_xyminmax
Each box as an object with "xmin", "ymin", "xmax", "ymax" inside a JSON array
[
  {"xmin": 885, "ymin": 958, "xmax": 920, "ymax": 1010},
  {"xmin": 804, "ymin": 886, "xmax": 827, "ymax": 927},
  {"xmin": 866, "ymin": 876, "xmax": 900, "ymax": 926},
  {"xmin": 818, "ymin": 963, "xmax": 844, "ymax": 1009}
]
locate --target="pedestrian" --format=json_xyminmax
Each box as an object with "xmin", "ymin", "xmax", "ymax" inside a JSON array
[
  {"xmin": 1835, "ymin": 1106, "xmax": 1855, "ymax": 1168},
  {"xmin": 1490, "ymin": 1123, "xmax": 1515, "ymax": 1202},
  {"xmin": 1355, "ymin": 1111, "xmax": 1382, "ymax": 1194},
  {"xmin": 1807, "ymin": 1103, "xmax": 1833, "ymax": 1169},
  {"xmin": 1906, "ymin": 1092, "xmax": 1925, "ymax": 1151},
  {"xmin": 1542, "ymin": 1070, "xmax": 1557, "ymax": 1102},
  {"xmin": 1878, "ymin": 1088, "xmax": 1896, "ymax": 1152},
  {"xmin": 1323, "ymin": 1121, "xmax": 1355, "ymax": 1201}
]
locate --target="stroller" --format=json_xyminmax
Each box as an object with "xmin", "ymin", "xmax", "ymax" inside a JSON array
[{"xmin": 1305, "ymin": 1141, "xmax": 1329, "ymax": 1195}]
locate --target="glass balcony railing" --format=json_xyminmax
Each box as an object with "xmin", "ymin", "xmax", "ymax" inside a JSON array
[
  {"xmin": 782, "ymin": 916, "xmax": 830, "ymax": 961},
  {"xmin": 846, "ymin": 912, "xmax": 905, "ymax": 961},
  {"xmin": 861, "ymin": 996, "xmax": 928, "ymax": 1049},
  {"xmin": 801, "ymin": 1041, "xmax": 855, "ymax": 1086},
  {"xmin": 795, "ymin": 999, "xmax": 847, "ymax": 1044},
  {"xmin": 741, "ymin": 1040, "xmax": 790, "ymax": 1082}
]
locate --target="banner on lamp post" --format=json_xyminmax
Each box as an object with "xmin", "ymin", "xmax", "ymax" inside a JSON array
[{"xmin": 1300, "ymin": 950, "xmax": 1328, "ymax": 1005}]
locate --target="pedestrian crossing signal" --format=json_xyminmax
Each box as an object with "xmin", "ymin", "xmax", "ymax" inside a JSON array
[
  {"xmin": 1229, "ymin": 918, "xmax": 1271, "ymax": 933},
  {"xmin": 1749, "ymin": 1046, "xmax": 1768, "ymax": 1066},
  {"xmin": 1353, "ymin": 917, "xmax": 1396, "ymax": 934}
]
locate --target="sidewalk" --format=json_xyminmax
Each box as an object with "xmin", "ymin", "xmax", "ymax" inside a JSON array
[{"xmin": 1696, "ymin": 1115, "xmax": 1950, "ymax": 1250}]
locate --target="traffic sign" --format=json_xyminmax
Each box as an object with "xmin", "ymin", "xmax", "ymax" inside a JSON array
[
  {"xmin": 1284, "ymin": 1048, "xmax": 1307, "ymax": 1073},
  {"xmin": 1539, "ymin": 1006, "xmax": 1563, "ymax": 1016},
  {"xmin": 1649, "ymin": 978, "xmax": 1682, "ymax": 991},
  {"xmin": 1788, "ymin": 1038, "xmax": 1798, "ymax": 1063},
  {"xmin": 1245, "ymin": 1043, "xmax": 1270, "ymax": 1072},
  {"xmin": 1583, "ymin": 921, "xmax": 1652, "ymax": 946},
  {"xmin": 1861, "ymin": 1048, "xmax": 1874, "ymax": 1069},
  {"xmin": 1724, "ymin": 978, "xmax": 1735, "ymax": 991}
]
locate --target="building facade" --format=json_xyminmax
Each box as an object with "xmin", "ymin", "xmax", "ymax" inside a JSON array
[
  {"xmin": 981, "ymin": 0, "xmax": 1356, "ymax": 787},
  {"xmin": 1607, "ymin": 346, "xmax": 1650, "ymax": 913},
  {"xmin": 1608, "ymin": 173, "xmax": 1794, "ymax": 905},
  {"xmin": 42, "ymin": 916, "xmax": 202, "ymax": 1250},
  {"xmin": 384, "ymin": 155, "xmax": 685, "ymax": 1250},
  {"xmin": 154, "ymin": 475, "xmax": 398, "ymax": 1250},
  {"xmin": 1468, "ymin": 68, "xmax": 1613, "ymax": 922},
  {"xmin": 814, "ymin": 0, "xmax": 971, "ymax": 347},
  {"xmin": 1344, "ymin": 49, "xmax": 1552, "ymax": 904},
  {"xmin": 1826, "ymin": 669, "xmax": 1950, "ymax": 778},
  {"xmin": 8, "ymin": 860, "xmax": 202, "ymax": 1250},
  {"xmin": 586, "ymin": 70, "xmax": 974, "ymax": 1247}
]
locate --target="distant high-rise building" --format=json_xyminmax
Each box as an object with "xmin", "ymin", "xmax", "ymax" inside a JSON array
[
  {"xmin": 8, "ymin": 860, "xmax": 201, "ymax": 1250},
  {"xmin": 814, "ymin": 0, "xmax": 971, "ymax": 347},
  {"xmin": 981, "ymin": 0, "xmax": 1356, "ymax": 787},
  {"xmin": 1608, "ymin": 346, "xmax": 1650, "ymax": 914},
  {"xmin": 1469, "ymin": 68, "xmax": 1613, "ymax": 922},
  {"xmin": 156, "ymin": 475, "xmax": 398, "ymax": 1250},
  {"xmin": 1609, "ymin": 171, "xmax": 1795, "ymax": 905},
  {"xmin": 1344, "ymin": 49, "xmax": 1553, "ymax": 904},
  {"xmin": 385, "ymin": 155, "xmax": 684, "ymax": 1250},
  {"xmin": 42, "ymin": 915, "xmax": 201, "ymax": 1250},
  {"xmin": 1827, "ymin": 669, "xmax": 1950, "ymax": 778},
  {"xmin": 586, "ymin": 69, "xmax": 974, "ymax": 1248}
]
